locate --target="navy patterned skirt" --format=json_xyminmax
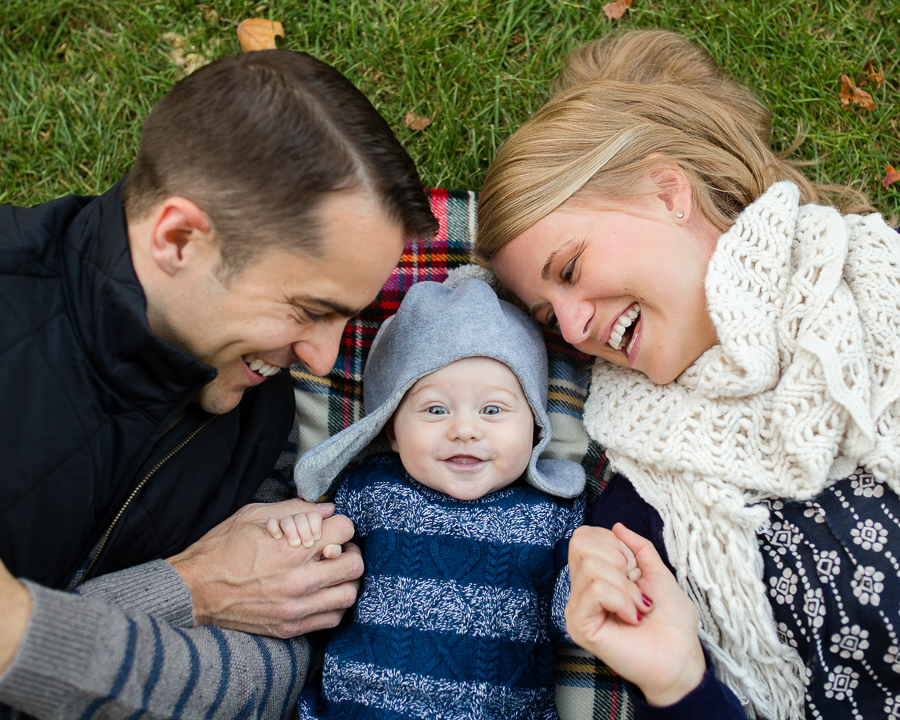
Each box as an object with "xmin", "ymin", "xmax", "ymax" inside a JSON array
[{"xmin": 759, "ymin": 468, "xmax": 900, "ymax": 719}]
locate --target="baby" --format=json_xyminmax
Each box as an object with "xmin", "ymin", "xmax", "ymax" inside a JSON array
[{"xmin": 273, "ymin": 278, "xmax": 589, "ymax": 719}]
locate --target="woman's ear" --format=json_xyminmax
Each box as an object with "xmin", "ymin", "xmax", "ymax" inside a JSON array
[{"xmin": 649, "ymin": 164, "xmax": 693, "ymax": 223}]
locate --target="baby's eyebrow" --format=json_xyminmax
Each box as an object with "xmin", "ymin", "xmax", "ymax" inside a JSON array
[{"xmin": 482, "ymin": 385, "xmax": 519, "ymax": 397}]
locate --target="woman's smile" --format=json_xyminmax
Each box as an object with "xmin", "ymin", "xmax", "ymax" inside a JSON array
[{"xmin": 491, "ymin": 193, "xmax": 720, "ymax": 385}]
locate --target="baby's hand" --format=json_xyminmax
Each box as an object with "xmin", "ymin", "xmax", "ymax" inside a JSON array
[
  {"xmin": 266, "ymin": 512, "xmax": 344, "ymax": 558},
  {"xmin": 619, "ymin": 538, "xmax": 642, "ymax": 582}
]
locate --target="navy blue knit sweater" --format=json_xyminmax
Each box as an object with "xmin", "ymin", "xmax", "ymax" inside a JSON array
[{"xmin": 299, "ymin": 453, "xmax": 584, "ymax": 720}]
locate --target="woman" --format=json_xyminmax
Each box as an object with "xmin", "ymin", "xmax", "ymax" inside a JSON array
[{"xmin": 475, "ymin": 30, "xmax": 900, "ymax": 720}]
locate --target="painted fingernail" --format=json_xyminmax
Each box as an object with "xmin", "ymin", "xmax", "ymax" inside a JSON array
[
  {"xmin": 642, "ymin": 593, "xmax": 653, "ymax": 608},
  {"xmin": 637, "ymin": 611, "xmax": 643, "ymax": 622}
]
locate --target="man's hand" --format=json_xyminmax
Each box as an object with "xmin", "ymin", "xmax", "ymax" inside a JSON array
[
  {"xmin": 565, "ymin": 523, "xmax": 705, "ymax": 707},
  {"xmin": 0, "ymin": 559, "xmax": 32, "ymax": 677},
  {"xmin": 167, "ymin": 499, "xmax": 363, "ymax": 638}
]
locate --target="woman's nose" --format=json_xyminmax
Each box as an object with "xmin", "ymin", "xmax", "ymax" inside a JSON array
[{"xmin": 555, "ymin": 299, "xmax": 594, "ymax": 345}]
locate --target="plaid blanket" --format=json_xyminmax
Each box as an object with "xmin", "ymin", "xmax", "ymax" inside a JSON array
[{"xmin": 280, "ymin": 189, "xmax": 634, "ymax": 720}]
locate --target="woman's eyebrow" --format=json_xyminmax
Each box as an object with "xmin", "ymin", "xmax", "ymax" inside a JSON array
[
  {"xmin": 541, "ymin": 250, "xmax": 560, "ymax": 281},
  {"xmin": 528, "ymin": 300, "xmax": 549, "ymax": 319},
  {"xmin": 541, "ymin": 239, "xmax": 574, "ymax": 281}
]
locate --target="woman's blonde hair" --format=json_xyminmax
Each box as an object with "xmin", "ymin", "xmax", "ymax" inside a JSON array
[
  {"xmin": 476, "ymin": 31, "xmax": 873, "ymax": 261},
  {"xmin": 552, "ymin": 30, "xmax": 772, "ymax": 143}
]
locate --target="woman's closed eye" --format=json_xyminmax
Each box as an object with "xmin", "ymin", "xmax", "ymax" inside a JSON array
[{"xmin": 560, "ymin": 245, "xmax": 584, "ymax": 284}]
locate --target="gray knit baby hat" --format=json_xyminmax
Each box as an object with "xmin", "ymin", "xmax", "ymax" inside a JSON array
[{"xmin": 293, "ymin": 278, "xmax": 585, "ymax": 500}]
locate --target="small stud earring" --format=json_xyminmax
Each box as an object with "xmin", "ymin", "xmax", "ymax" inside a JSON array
[{"xmin": 676, "ymin": 210, "xmax": 684, "ymax": 219}]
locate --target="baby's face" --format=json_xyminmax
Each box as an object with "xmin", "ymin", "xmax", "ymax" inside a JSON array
[{"xmin": 387, "ymin": 356, "xmax": 535, "ymax": 500}]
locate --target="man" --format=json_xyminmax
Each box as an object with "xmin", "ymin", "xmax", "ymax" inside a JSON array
[{"xmin": 0, "ymin": 49, "xmax": 437, "ymax": 718}]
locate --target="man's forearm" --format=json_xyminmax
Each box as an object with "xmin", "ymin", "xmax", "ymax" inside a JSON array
[{"xmin": 0, "ymin": 573, "xmax": 310, "ymax": 719}]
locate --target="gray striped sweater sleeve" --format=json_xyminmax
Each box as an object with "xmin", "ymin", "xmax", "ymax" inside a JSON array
[{"xmin": 0, "ymin": 561, "xmax": 310, "ymax": 719}]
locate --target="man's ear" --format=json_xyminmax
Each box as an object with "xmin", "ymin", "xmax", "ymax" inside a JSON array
[
  {"xmin": 649, "ymin": 163, "xmax": 693, "ymax": 222},
  {"xmin": 148, "ymin": 197, "xmax": 215, "ymax": 277},
  {"xmin": 385, "ymin": 419, "xmax": 399, "ymax": 453}
]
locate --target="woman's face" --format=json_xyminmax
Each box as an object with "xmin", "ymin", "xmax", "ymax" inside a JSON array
[{"xmin": 491, "ymin": 193, "xmax": 720, "ymax": 385}]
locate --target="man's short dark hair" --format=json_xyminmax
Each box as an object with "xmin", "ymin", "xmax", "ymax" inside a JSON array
[{"xmin": 124, "ymin": 50, "xmax": 437, "ymax": 272}]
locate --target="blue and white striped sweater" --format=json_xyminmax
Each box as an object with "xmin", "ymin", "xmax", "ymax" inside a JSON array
[
  {"xmin": 300, "ymin": 453, "xmax": 585, "ymax": 720},
  {"xmin": 0, "ymin": 560, "xmax": 309, "ymax": 720}
]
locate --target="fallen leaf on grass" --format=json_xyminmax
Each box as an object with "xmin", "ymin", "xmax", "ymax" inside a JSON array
[
  {"xmin": 864, "ymin": 61, "xmax": 884, "ymax": 89},
  {"xmin": 404, "ymin": 112, "xmax": 431, "ymax": 131},
  {"xmin": 237, "ymin": 18, "xmax": 284, "ymax": 53},
  {"xmin": 602, "ymin": 0, "xmax": 633, "ymax": 20},
  {"xmin": 162, "ymin": 32, "xmax": 207, "ymax": 75},
  {"xmin": 839, "ymin": 74, "xmax": 876, "ymax": 111},
  {"xmin": 883, "ymin": 166, "xmax": 900, "ymax": 189}
]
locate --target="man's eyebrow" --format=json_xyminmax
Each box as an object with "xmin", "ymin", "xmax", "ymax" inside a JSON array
[{"xmin": 288, "ymin": 296, "xmax": 365, "ymax": 317}]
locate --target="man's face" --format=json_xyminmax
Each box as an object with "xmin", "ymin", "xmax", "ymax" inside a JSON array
[
  {"xmin": 387, "ymin": 357, "xmax": 536, "ymax": 501},
  {"xmin": 172, "ymin": 192, "xmax": 405, "ymax": 414}
]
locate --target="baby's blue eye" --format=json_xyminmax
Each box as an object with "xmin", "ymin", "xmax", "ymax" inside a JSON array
[
  {"xmin": 481, "ymin": 405, "xmax": 502, "ymax": 416},
  {"xmin": 426, "ymin": 406, "xmax": 447, "ymax": 415}
]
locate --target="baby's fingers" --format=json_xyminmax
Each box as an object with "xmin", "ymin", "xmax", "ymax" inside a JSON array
[
  {"xmin": 278, "ymin": 515, "xmax": 303, "ymax": 547},
  {"xmin": 618, "ymin": 539, "xmax": 642, "ymax": 582},
  {"xmin": 265, "ymin": 516, "xmax": 283, "ymax": 540},
  {"xmin": 301, "ymin": 512, "xmax": 324, "ymax": 548}
]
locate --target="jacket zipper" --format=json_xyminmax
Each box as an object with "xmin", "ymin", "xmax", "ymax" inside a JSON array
[{"xmin": 79, "ymin": 414, "xmax": 216, "ymax": 583}]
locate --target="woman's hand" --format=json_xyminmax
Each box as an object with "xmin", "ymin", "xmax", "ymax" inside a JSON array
[{"xmin": 565, "ymin": 523, "xmax": 706, "ymax": 707}]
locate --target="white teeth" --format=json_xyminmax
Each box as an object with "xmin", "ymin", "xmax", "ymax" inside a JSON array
[
  {"xmin": 608, "ymin": 303, "xmax": 641, "ymax": 352},
  {"xmin": 243, "ymin": 353, "xmax": 281, "ymax": 377}
]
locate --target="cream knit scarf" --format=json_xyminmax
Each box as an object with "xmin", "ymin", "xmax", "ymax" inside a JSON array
[{"xmin": 583, "ymin": 182, "xmax": 900, "ymax": 719}]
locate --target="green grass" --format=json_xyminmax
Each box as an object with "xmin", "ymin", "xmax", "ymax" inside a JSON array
[{"xmin": 2, "ymin": 0, "xmax": 899, "ymax": 218}]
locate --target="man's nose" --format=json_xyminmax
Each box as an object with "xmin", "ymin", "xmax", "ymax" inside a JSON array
[{"xmin": 292, "ymin": 320, "xmax": 347, "ymax": 377}]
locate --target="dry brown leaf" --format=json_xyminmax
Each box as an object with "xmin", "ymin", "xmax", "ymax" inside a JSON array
[
  {"xmin": 512, "ymin": 31, "xmax": 526, "ymax": 44},
  {"xmin": 237, "ymin": 18, "xmax": 285, "ymax": 53},
  {"xmin": 864, "ymin": 61, "xmax": 884, "ymax": 89},
  {"xmin": 162, "ymin": 31, "xmax": 187, "ymax": 49},
  {"xmin": 404, "ymin": 112, "xmax": 432, "ymax": 131},
  {"xmin": 602, "ymin": 0, "xmax": 633, "ymax": 20},
  {"xmin": 839, "ymin": 73, "xmax": 876, "ymax": 111},
  {"xmin": 162, "ymin": 32, "xmax": 207, "ymax": 75},
  {"xmin": 883, "ymin": 165, "xmax": 900, "ymax": 189}
]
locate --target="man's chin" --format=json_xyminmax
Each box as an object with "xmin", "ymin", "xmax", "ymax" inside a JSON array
[{"xmin": 193, "ymin": 384, "xmax": 245, "ymax": 415}]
